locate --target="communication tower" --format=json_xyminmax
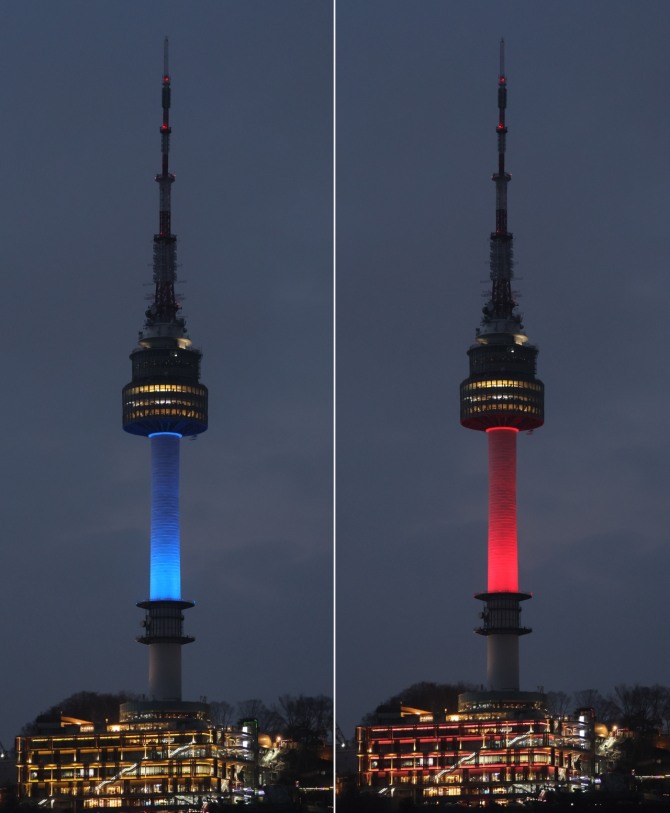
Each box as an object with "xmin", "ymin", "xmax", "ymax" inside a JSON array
[
  {"xmin": 460, "ymin": 40, "xmax": 544, "ymax": 692},
  {"xmin": 122, "ymin": 39, "xmax": 208, "ymax": 702}
]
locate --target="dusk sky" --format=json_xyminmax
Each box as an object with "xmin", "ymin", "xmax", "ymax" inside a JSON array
[
  {"xmin": 0, "ymin": 2, "xmax": 332, "ymax": 747},
  {"xmin": 337, "ymin": 1, "xmax": 670, "ymax": 737},
  {"xmin": 3, "ymin": 0, "xmax": 670, "ymax": 757}
]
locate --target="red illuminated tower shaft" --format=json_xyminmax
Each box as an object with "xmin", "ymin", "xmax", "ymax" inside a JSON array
[
  {"xmin": 482, "ymin": 426, "xmax": 529, "ymax": 691},
  {"xmin": 487, "ymin": 427, "xmax": 518, "ymax": 593},
  {"xmin": 460, "ymin": 41, "xmax": 544, "ymax": 693}
]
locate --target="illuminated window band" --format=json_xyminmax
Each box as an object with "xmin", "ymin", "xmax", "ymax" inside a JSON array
[
  {"xmin": 461, "ymin": 380, "xmax": 542, "ymax": 392},
  {"xmin": 465, "ymin": 403, "xmax": 541, "ymax": 414},
  {"xmin": 123, "ymin": 383, "xmax": 207, "ymax": 425},
  {"xmin": 465, "ymin": 394, "xmax": 537, "ymax": 404},
  {"xmin": 149, "ymin": 433, "xmax": 182, "ymax": 601},
  {"xmin": 126, "ymin": 384, "xmax": 205, "ymax": 396},
  {"xmin": 125, "ymin": 408, "xmax": 206, "ymax": 422},
  {"xmin": 461, "ymin": 379, "xmax": 543, "ymax": 418}
]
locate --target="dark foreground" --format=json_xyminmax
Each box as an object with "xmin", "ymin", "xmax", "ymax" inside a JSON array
[{"xmin": 336, "ymin": 792, "xmax": 670, "ymax": 811}]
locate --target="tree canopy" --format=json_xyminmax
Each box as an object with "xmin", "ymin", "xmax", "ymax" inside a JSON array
[
  {"xmin": 21, "ymin": 691, "xmax": 137, "ymax": 735},
  {"xmin": 362, "ymin": 681, "xmax": 476, "ymax": 723}
]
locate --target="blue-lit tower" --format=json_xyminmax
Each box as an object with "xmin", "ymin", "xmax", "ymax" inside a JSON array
[{"xmin": 122, "ymin": 40, "xmax": 208, "ymax": 702}]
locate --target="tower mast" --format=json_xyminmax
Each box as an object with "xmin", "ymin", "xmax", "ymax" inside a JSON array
[
  {"xmin": 489, "ymin": 37, "xmax": 515, "ymax": 324},
  {"xmin": 459, "ymin": 41, "xmax": 544, "ymax": 692},
  {"xmin": 122, "ymin": 39, "xmax": 208, "ymax": 703},
  {"xmin": 151, "ymin": 36, "xmax": 179, "ymax": 326}
]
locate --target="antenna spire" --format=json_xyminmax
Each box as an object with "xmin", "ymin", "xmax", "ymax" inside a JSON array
[
  {"xmin": 481, "ymin": 38, "xmax": 519, "ymax": 331},
  {"xmin": 145, "ymin": 36, "xmax": 182, "ymax": 331}
]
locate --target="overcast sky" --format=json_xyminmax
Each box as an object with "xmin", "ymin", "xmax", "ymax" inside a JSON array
[
  {"xmin": 337, "ymin": 1, "xmax": 670, "ymax": 737},
  {"xmin": 0, "ymin": 2, "xmax": 332, "ymax": 747},
  {"xmin": 3, "ymin": 0, "xmax": 670, "ymax": 755}
]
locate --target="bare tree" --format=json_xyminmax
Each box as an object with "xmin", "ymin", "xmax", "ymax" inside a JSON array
[
  {"xmin": 613, "ymin": 684, "xmax": 668, "ymax": 735},
  {"xmin": 574, "ymin": 688, "xmax": 618, "ymax": 726},
  {"xmin": 276, "ymin": 694, "xmax": 333, "ymax": 746},
  {"xmin": 208, "ymin": 700, "xmax": 235, "ymax": 729},
  {"xmin": 546, "ymin": 690, "xmax": 573, "ymax": 717},
  {"xmin": 236, "ymin": 699, "xmax": 283, "ymax": 735}
]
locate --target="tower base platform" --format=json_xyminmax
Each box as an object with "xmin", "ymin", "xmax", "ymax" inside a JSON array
[
  {"xmin": 120, "ymin": 698, "xmax": 210, "ymax": 724},
  {"xmin": 457, "ymin": 688, "xmax": 548, "ymax": 716}
]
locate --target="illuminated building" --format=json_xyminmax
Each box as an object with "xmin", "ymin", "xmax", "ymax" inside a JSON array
[
  {"xmin": 356, "ymin": 42, "xmax": 593, "ymax": 804},
  {"xmin": 16, "ymin": 712, "xmax": 259, "ymax": 808},
  {"xmin": 357, "ymin": 700, "xmax": 593, "ymax": 804},
  {"xmin": 17, "ymin": 42, "xmax": 261, "ymax": 809}
]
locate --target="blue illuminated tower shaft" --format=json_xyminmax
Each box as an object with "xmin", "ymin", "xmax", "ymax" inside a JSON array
[
  {"xmin": 138, "ymin": 432, "xmax": 194, "ymax": 700},
  {"xmin": 150, "ymin": 433, "xmax": 181, "ymax": 600},
  {"xmin": 123, "ymin": 40, "xmax": 207, "ymax": 703}
]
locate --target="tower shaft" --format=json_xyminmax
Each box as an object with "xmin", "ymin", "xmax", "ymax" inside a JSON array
[
  {"xmin": 486, "ymin": 634, "xmax": 520, "ymax": 692},
  {"xmin": 139, "ymin": 432, "xmax": 193, "ymax": 701},
  {"xmin": 487, "ymin": 427, "xmax": 518, "ymax": 593},
  {"xmin": 150, "ymin": 432, "xmax": 181, "ymax": 601},
  {"xmin": 149, "ymin": 642, "xmax": 185, "ymax": 700},
  {"xmin": 478, "ymin": 426, "xmax": 529, "ymax": 691}
]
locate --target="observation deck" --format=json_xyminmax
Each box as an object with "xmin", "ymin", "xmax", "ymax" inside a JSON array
[
  {"xmin": 122, "ymin": 336, "xmax": 208, "ymax": 437},
  {"xmin": 460, "ymin": 334, "xmax": 544, "ymax": 431}
]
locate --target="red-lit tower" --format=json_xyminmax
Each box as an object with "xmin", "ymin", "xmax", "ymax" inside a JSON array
[{"xmin": 460, "ymin": 41, "xmax": 544, "ymax": 692}]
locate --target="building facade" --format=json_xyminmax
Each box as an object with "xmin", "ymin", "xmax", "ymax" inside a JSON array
[
  {"xmin": 357, "ymin": 694, "xmax": 594, "ymax": 805},
  {"xmin": 16, "ymin": 703, "xmax": 262, "ymax": 809}
]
